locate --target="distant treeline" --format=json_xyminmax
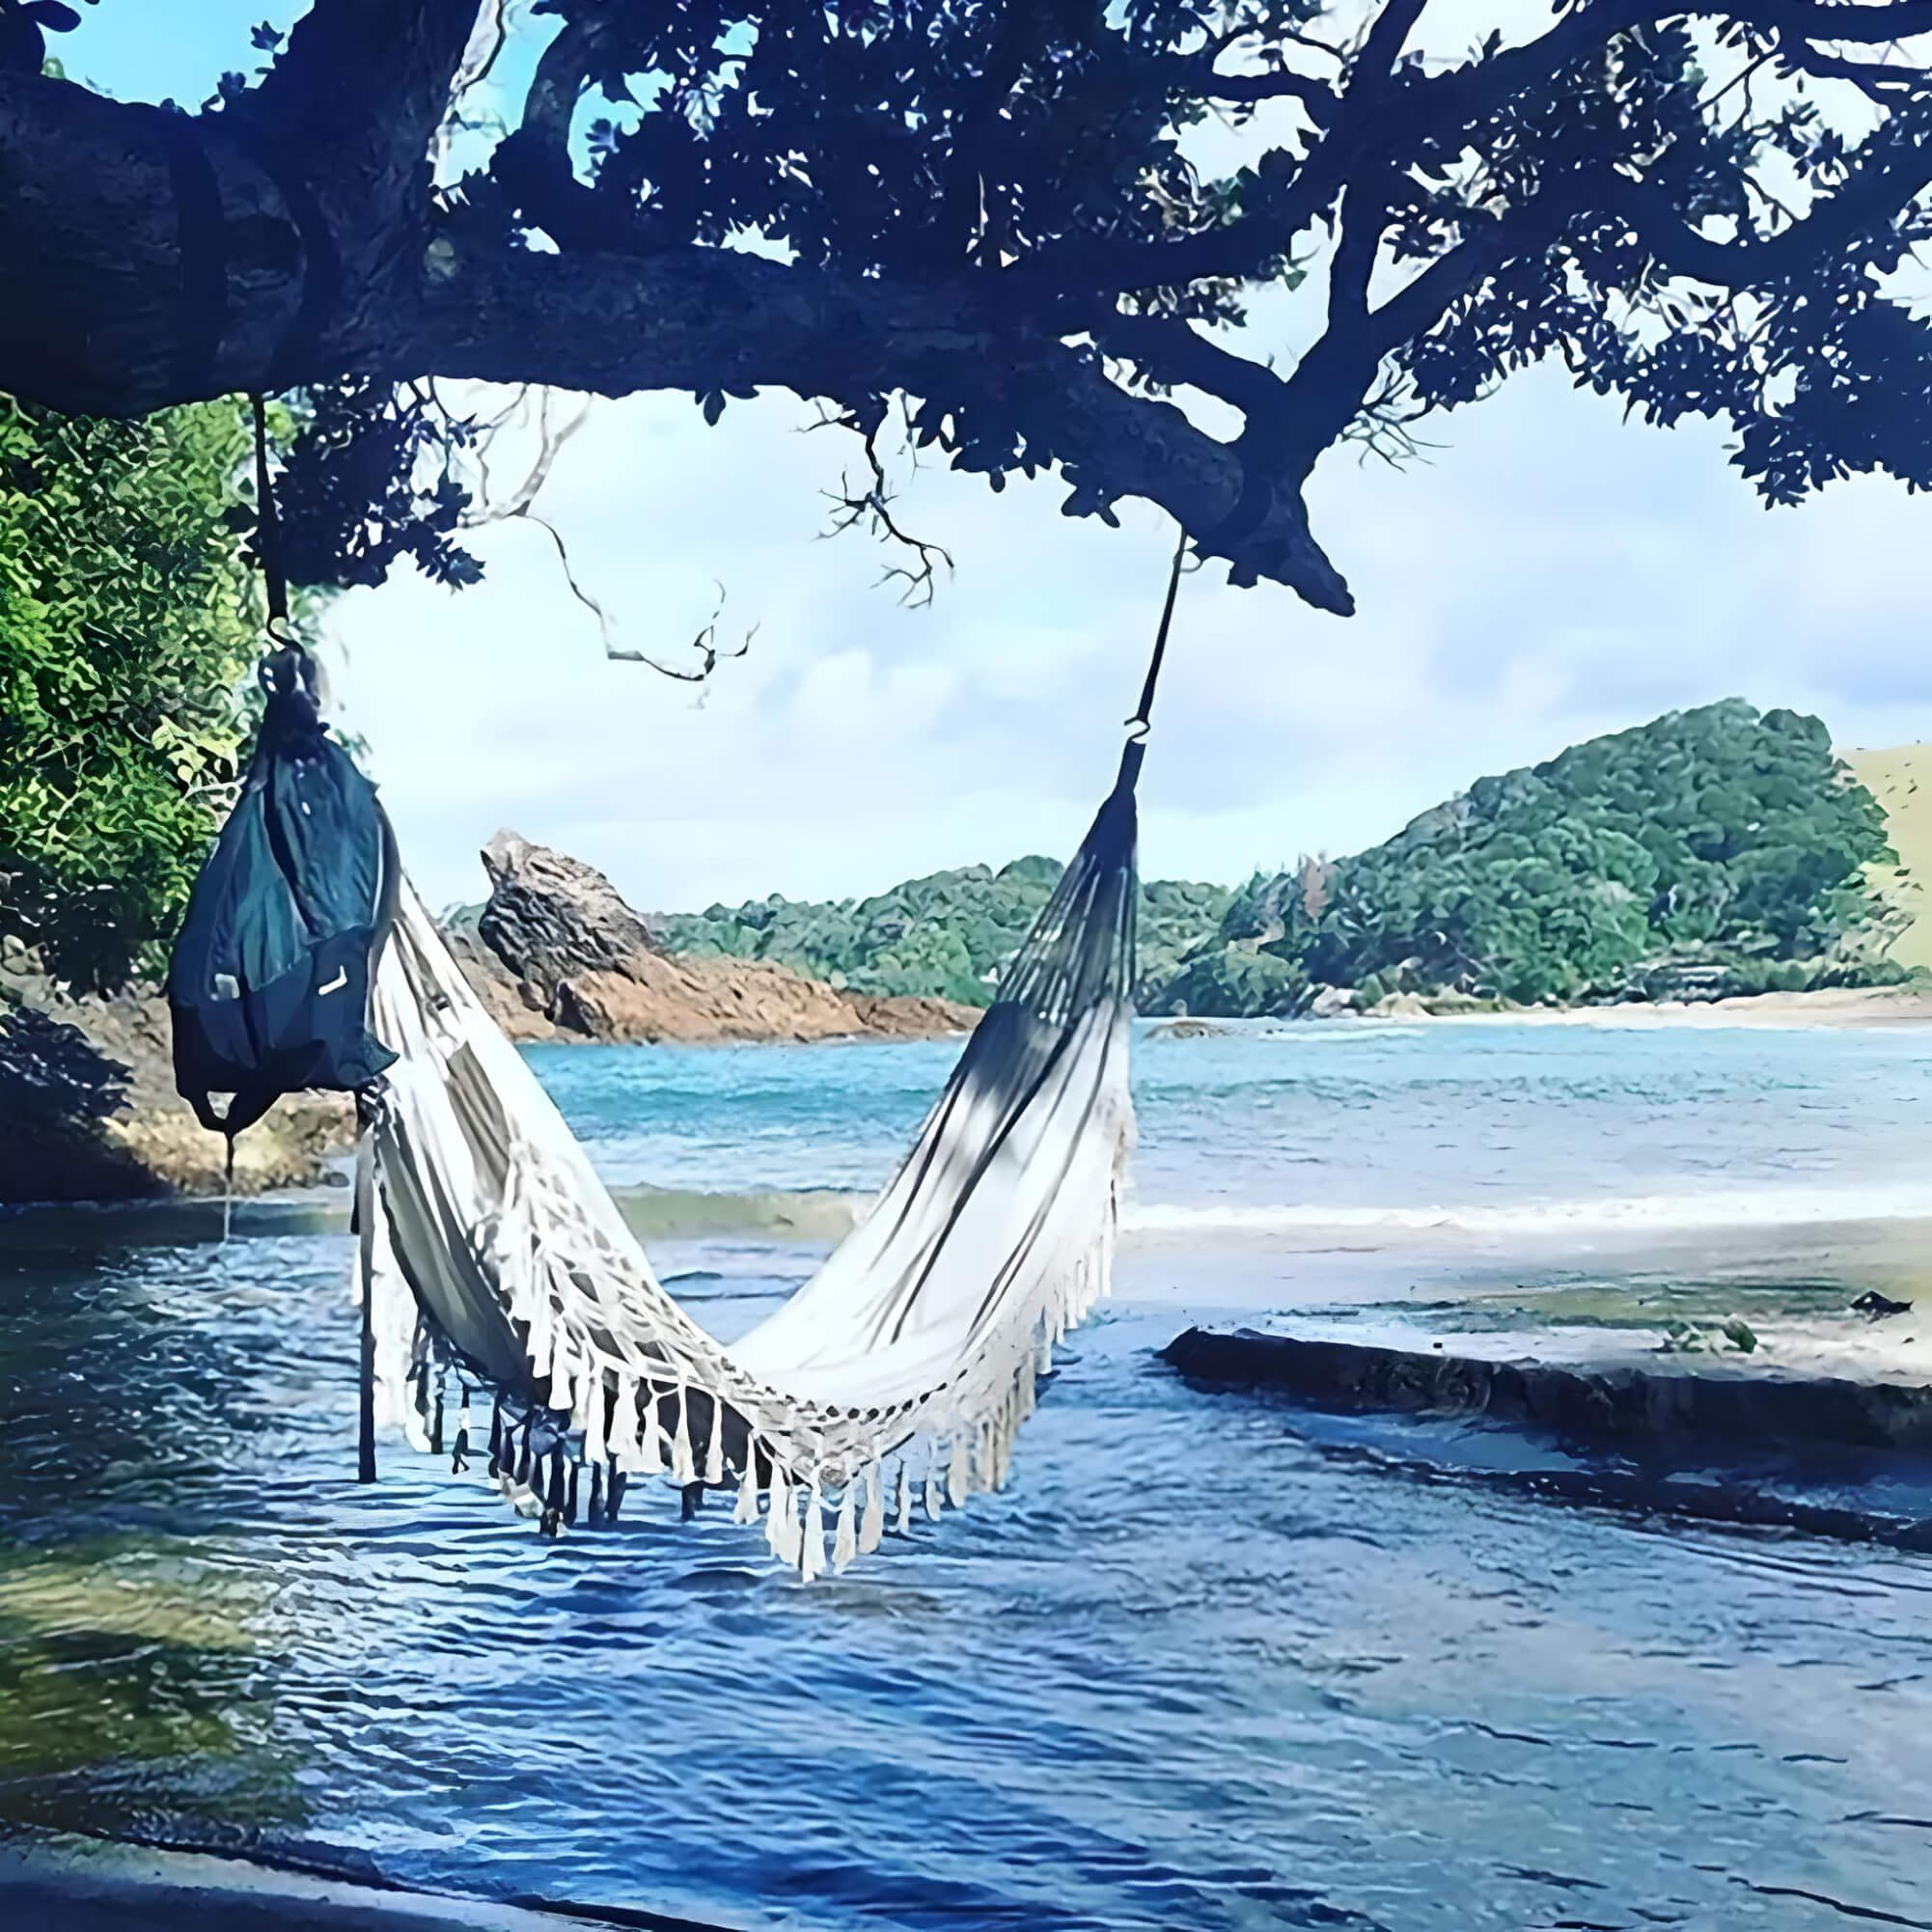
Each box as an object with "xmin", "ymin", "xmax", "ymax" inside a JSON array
[
  {"xmin": 653, "ymin": 702, "xmax": 1904, "ymax": 1015},
  {"xmin": 655, "ymin": 859, "xmax": 1232, "ymax": 1009}
]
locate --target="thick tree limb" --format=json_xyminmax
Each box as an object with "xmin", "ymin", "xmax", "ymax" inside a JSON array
[
  {"xmin": 404, "ymin": 243, "xmax": 1356, "ymax": 610},
  {"xmin": 1615, "ymin": 127, "xmax": 1932, "ymax": 282},
  {"xmin": 4, "ymin": 0, "xmax": 1929, "ymax": 620}
]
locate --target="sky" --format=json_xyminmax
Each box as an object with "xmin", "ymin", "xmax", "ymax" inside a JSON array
[{"xmin": 58, "ymin": 2, "xmax": 1932, "ymax": 916}]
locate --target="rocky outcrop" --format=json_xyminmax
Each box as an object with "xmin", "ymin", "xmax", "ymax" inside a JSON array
[
  {"xmin": 0, "ymin": 943, "xmax": 351, "ymax": 1204},
  {"xmin": 477, "ymin": 829, "xmax": 659, "ymax": 996},
  {"xmin": 2, "ymin": 838, "xmax": 979, "ymax": 1205},
  {"xmin": 463, "ymin": 834, "xmax": 982, "ymax": 1045}
]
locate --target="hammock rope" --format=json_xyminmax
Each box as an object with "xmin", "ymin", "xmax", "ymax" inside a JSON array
[{"xmin": 356, "ymin": 535, "xmax": 1189, "ymax": 1575}]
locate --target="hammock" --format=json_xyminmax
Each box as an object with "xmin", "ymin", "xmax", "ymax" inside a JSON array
[{"xmin": 356, "ymin": 727, "xmax": 1154, "ymax": 1577}]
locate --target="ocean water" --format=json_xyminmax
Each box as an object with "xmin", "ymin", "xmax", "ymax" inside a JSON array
[
  {"xmin": 540, "ymin": 1014, "xmax": 1932, "ymax": 1249},
  {"xmin": 3, "ymin": 1018, "xmax": 1931, "ymax": 1928}
]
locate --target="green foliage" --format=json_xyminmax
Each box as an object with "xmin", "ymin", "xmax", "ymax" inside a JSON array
[
  {"xmin": 659, "ymin": 858, "xmax": 1233, "ymax": 1007},
  {"xmin": 1160, "ymin": 945, "xmax": 1307, "ymax": 1020},
  {"xmin": 0, "ymin": 396, "xmax": 262, "ymax": 991},
  {"xmin": 1173, "ymin": 702, "xmax": 1894, "ymax": 1014}
]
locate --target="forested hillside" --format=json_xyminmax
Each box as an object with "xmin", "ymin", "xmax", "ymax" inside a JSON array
[
  {"xmin": 656, "ymin": 862, "xmax": 1232, "ymax": 1008},
  {"xmin": 1166, "ymin": 702, "xmax": 1899, "ymax": 1015},
  {"xmin": 560, "ymin": 703, "xmax": 1898, "ymax": 1020}
]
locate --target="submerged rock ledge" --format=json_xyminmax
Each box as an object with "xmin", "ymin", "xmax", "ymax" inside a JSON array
[
  {"xmin": 1162, "ymin": 1323, "xmax": 1932, "ymax": 1550},
  {"xmin": 1162, "ymin": 1325, "xmax": 1932, "ymax": 1454},
  {"xmin": 0, "ymin": 1831, "xmax": 708, "ymax": 1931}
]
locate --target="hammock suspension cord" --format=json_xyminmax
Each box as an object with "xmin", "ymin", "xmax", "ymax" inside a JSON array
[
  {"xmin": 1128, "ymin": 528, "xmax": 1190, "ymax": 745},
  {"xmin": 249, "ymin": 394, "xmax": 386, "ymax": 1483}
]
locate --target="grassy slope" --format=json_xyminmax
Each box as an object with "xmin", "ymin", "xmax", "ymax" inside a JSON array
[{"xmin": 1841, "ymin": 744, "xmax": 1932, "ymax": 971}]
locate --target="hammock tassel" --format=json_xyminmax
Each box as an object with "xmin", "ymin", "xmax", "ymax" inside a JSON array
[
  {"xmin": 860, "ymin": 1459, "xmax": 886, "ymax": 1555},
  {"xmin": 947, "ymin": 1433, "xmax": 971, "ymax": 1509},
  {"xmin": 540, "ymin": 1447, "xmax": 567, "ymax": 1537},
  {"xmin": 671, "ymin": 1382, "xmax": 697, "ymax": 1484},
  {"xmin": 833, "ymin": 1482, "xmax": 858, "ymax": 1574},
  {"xmin": 609, "ymin": 1372, "xmax": 640, "ymax": 1471},
  {"xmin": 587, "ymin": 1459, "xmax": 605, "ymax": 1529},
  {"xmin": 801, "ymin": 1485, "xmax": 827, "ymax": 1583},
  {"xmin": 702, "ymin": 1397, "xmax": 724, "ymax": 1486},
  {"xmin": 766, "ymin": 1464, "xmax": 793, "ymax": 1562},
  {"xmin": 451, "ymin": 1388, "xmax": 471, "ymax": 1475},
  {"xmin": 733, "ymin": 1451, "xmax": 760, "ymax": 1526},
  {"xmin": 894, "ymin": 1459, "xmax": 912, "ymax": 1537},
  {"xmin": 581, "ymin": 1368, "xmax": 608, "ymax": 1465},
  {"xmin": 636, "ymin": 1379, "xmax": 664, "ymax": 1473},
  {"xmin": 924, "ymin": 1449, "xmax": 945, "ymax": 1524}
]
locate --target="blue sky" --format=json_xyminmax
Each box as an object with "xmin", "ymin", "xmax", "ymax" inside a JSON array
[{"xmin": 62, "ymin": 3, "xmax": 1932, "ymax": 914}]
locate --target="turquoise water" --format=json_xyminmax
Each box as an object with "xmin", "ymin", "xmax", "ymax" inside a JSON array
[
  {"xmin": 3, "ymin": 1019, "xmax": 1932, "ymax": 1927},
  {"xmin": 539, "ymin": 1014, "xmax": 1932, "ymax": 1234}
]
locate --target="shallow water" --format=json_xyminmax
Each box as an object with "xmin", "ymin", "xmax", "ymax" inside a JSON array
[{"xmin": 4, "ymin": 1022, "xmax": 1932, "ymax": 1927}]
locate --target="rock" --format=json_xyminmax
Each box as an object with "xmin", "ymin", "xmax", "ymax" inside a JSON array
[
  {"xmin": 443, "ymin": 927, "xmax": 561, "ymax": 1043},
  {"xmin": 478, "ymin": 829, "xmax": 660, "ymax": 998},
  {"xmin": 467, "ymin": 832, "xmax": 980, "ymax": 1045},
  {"xmin": 550, "ymin": 957, "xmax": 859, "ymax": 1044},
  {"xmin": 0, "ymin": 965, "xmax": 351, "ymax": 1205},
  {"xmin": 1372, "ymin": 991, "xmax": 1431, "ymax": 1019},
  {"xmin": 1161, "ymin": 1325, "xmax": 1932, "ymax": 1454},
  {"xmin": 1307, "ymin": 984, "xmax": 1355, "ymax": 1019},
  {"xmin": 847, "ymin": 991, "xmax": 979, "ymax": 1038},
  {"xmin": 1163, "ymin": 1328, "xmax": 1932, "ymax": 1554}
]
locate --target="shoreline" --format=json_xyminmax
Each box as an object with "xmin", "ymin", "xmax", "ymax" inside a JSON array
[
  {"xmin": 1396, "ymin": 984, "xmax": 1932, "ymax": 1031},
  {"xmin": 1145, "ymin": 983, "xmax": 1932, "ymax": 1034},
  {"xmin": 0, "ymin": 1830, "xmax": 729, "ymax": 1932}
]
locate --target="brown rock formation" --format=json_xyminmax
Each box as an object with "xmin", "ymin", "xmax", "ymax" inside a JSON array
[
  {"xmin": 463, "ymin": 835, "xmax": 981, "ymax": 1046},
  {"xmin": 478, "ymin": 829, "xmax": 659, "ymax": 996},
  {"xmin": 2, "ymin": 838, "xmax": 978, "ymax": 1204},
  {"xmin": 0, "ymin": 943, "xmax": 351, "ymax": 1204}
]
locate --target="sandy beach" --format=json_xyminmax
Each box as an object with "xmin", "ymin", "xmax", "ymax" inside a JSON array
[{"xmin": 1387, "ymin": 983, "xmax": 1932, "ymax": 1030}]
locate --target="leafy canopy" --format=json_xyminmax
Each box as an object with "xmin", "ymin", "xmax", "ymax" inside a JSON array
[
  {"xmin": 0, "ymin": 397, "xmax": 262, "ymax": 991},
  {"xmin": 14, "ymin": 1, "xmax": 1924, "ymax": 613}
]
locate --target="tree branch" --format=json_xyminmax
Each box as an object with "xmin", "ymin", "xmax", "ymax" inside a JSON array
[
  {"xmin": 404, "ymin": 241, "xmax": 1355, "ymax": 609},
  {"xmin": 1616, "ymin": 125, "xmax": 1932, "ymax": 283},
  {"xmin": 242, "ymin": 0, "xmax": 482, "ymax": 234}
]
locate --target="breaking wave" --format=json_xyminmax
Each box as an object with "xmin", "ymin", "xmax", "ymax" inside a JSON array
[{"xmin": 1119, "ymin": 1182, "xmax": 1932, "ymax": 1243}]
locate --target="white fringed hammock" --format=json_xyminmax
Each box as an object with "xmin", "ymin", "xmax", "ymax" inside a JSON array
[{"xmin": 356, "ymin": 734, "xmax": 1151, "ymax": 1578}]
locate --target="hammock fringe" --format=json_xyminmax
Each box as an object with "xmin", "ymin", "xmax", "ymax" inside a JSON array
[{"xmin": 361, "ymin": 761, "xmax": 1142, "ymax": 1578}]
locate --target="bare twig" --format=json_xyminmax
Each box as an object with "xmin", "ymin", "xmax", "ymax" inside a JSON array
[
  {"xmin": 432, "ymin": 0, "xmax": 520, "ymax": 175},
  {"xmin": 810, "ymin": 407, "xmax": 956, "ymax": 606},
  {"xmin": 605, "ymin": 578, "xmax": 759, "ymax": 682},
  {"xmin": 456, "ymin": 384, "xmax": 592, "ymax": 524}
]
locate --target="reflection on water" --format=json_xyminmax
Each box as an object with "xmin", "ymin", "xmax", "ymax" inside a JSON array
[{"xmin": 2, "ymin": 1231, "xmax": 1930, "ymax": 1928}]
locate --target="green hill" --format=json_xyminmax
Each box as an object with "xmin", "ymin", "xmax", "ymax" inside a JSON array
[
  {"xmin": 479, "ymin": 703, "xmax": 1897, "ymax": 1022},
  {"xmin": 656, "ymin": 859, "xmax": 1232, "ymax": 1008},
  {"xmin": 1161, "ymin": 700, "xmax": 1901, "ymax": 1017}
]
